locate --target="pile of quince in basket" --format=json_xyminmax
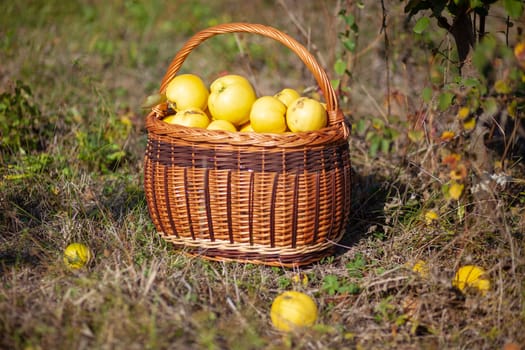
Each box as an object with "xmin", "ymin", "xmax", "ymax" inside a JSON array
[{"xmin": 153, "ymin": 73, "xmax": 327, "ymax": 133}]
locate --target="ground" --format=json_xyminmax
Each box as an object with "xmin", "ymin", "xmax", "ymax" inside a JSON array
[{"xmin": 1, "ymin": 1, "xmax": 524, "ymax": 349}]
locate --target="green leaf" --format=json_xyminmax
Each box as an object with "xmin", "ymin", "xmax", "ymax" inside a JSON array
[
  {"xmin": 494, "ymin": 79, "xmax": 512, "ymax": 94},
  {"xmin": 343, "ymin": 13, "xmax": 355, "ymax": 27},
  {"xmin": 371, "ymin": 118, "xmax": 384, "ymax": 130},
  {"xmin": 331, "ymin": 79, "xmax": 341, "ymax": 90},
  {"xmin": 422, "ymin": 86, "xmax": 432, "ymax": 103},
  {"xmin": 462, "ymin": 77, "xmax": 481, "ymax": 88},
  {"xmin": 369, "ymin": 135, "xmax": 381, "ymax": 157},
  {"xmin": 482, "ymin": 97, "xmax": 498, "ymax": 116},
  {"xmin": 322, "ymin": 275, "xmax": 340, "ymax": 296},
  {"xmin": 380, "ymin": 138, "xmax": 391, "ymax": 154},
  {"xmin": 342, "ymin": 37, "xmax": 356, "ymax": 52},
  {"xmin": 346, "ymin": 253, "xmax": 366, "ymax": 275},
  {"xmin": 470, "ymin": 0, "xmax": 484, "ymax": 8},
  {"xmin": 355, "ymin": 119, "xmax": 367, "ymax": 135},
  {"xmin": 472, "ymin": 35, "xmax": 496, "ymax": 75},
  {"xmin": 141, "ymin": 93, "xmax": 166, "ymax": 109},
  {"xmin": 334, "ymin": 58, "xmax": 347, "ymax": 76},
  {"xmin": 106, "ymin": 150, "xmax": 125, "ymax": 161},
  {"xmin": 408, "ymin": 130, "xmax": 425, "ymax": 142},
  {"xmin": 457, "ymin": 203, "xmax": 466, "ymax": 221},
  {"xmin": 508, "ymin": 99, "xmax": 518, "ymax": 117},
  {"xmin": 413, "ymin": 17, "xmax": 430, "ymax": 34},
  {"xmin": 503, "ymin": 0, "xmax": 524, "ymax": 19},
  {"xmin": 438, "ymin": 92, "xmax": 455, "ymax": 111},
  {"xmin": 388, "ymin": 127, "xmax": 400, "ymax": 140},
  {"xmin": 339, "ymin": 283, "xmax": 361, "ymax": 295}
]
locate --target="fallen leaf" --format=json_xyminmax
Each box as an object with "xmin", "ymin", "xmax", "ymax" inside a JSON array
[
  {"xmin": 462, "ymin": 117, "xmax": 476, "ymax": 130},
  {"xmin": 508, "ymin": 100, "xmax": 518, "ymax": 118},
  {"xmin": 412, "ymin": 260, "xmax": 430, "ymax": 278},
  {"xmin": 514, "ymin": 41, "xmax": 525, "ymax": 70},
  {"xmin": 442, "ymin": 153, "xmax": 461, "ymax": 168},
  {"xmin": 503, "ymin": 342, "xmax": 522, "ymax": 350},
  {"xmin": 450, "ymin": 164, "xmax": 468, "ymax": 180},
  {"xmin": 494, "ymin": 79, "xmax": 512, "ymax": 94},
  {"xmin": 440, "ymin": 130, "xmax": 455, "ymax": 141},
  {"xmin": 452, "ymin": 265, "xmax": 490, "ymax": 295},
  {"xmin": 448, "ymin": 182, "xmax": 464, "ymax": 200},
  {"xmin": 424, "ymin": 210, "xmax": 439, "ymax": 225},
  {"xmin": 457, "ymin": 107, "xmax": 470, "ymax": 120},
  {"xmin": 408, "ymin": 130, "xmax": 425, "ymax": 143},
  {"xmin": 291, "ymin": 273, "xmax": 309, "ymax": 286}
]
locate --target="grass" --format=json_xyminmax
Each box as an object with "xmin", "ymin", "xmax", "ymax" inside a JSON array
[{"xmin": 1, "ymin": 1, "xmax": 525, "ymax": 349}]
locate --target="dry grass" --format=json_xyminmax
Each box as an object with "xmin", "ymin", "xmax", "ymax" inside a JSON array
[{"xmin": 1, "ymin": 1, "xmax": 524, "ymax": 349}]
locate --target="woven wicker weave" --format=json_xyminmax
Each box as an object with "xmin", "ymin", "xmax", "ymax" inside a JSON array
[{"xmin": 144, "ymin": 23, "xmax": 351, "ymax": 267}]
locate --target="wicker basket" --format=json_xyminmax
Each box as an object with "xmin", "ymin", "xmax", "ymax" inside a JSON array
[{"xmin": 144, "ymin": 23, "xmax": 351, "ymax": 267}]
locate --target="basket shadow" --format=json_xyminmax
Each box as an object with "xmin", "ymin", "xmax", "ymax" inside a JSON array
[{"xmin": 333, "ymin": 167, "xmax": 389, "ymax": 257}]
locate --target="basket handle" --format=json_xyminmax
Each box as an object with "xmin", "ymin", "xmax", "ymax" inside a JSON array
[{"xmin": 158, "ymin": 22, "xmax": 343, "ymax": 126}]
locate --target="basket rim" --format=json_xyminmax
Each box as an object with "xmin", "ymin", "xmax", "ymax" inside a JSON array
[{"xmin": 145, "ymin": 108, "xmax": 350, "ymax": 148}]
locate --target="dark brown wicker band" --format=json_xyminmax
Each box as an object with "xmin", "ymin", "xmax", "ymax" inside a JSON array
[{"xmin": 145, "ymin": 139, "xmax": 350, "ymax": 173}]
